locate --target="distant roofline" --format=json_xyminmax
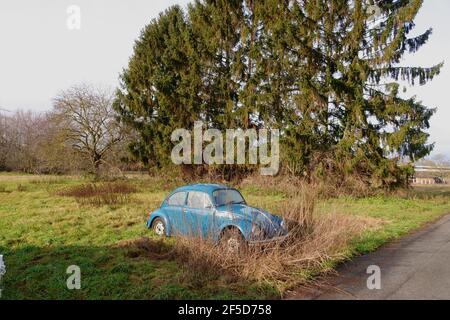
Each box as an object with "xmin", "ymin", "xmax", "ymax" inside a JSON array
[{"xmin": 414, "ymin": 165, "xmax": 450, "ymax": 172}]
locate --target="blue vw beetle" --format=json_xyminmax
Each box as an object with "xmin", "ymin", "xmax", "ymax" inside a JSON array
[{"xmin": 146, "ymin": 184, "xmax": 288, "ymax": 249}]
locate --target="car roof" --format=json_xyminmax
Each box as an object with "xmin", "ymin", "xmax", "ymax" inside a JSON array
[{"xmin": 170, "ymin": 183, "xmax": 232, "ymax": 194}]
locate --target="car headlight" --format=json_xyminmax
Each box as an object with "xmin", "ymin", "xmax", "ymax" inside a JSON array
[{"xmin": 280, "ymin": 219, "xmax": 288, "ymax": 233}]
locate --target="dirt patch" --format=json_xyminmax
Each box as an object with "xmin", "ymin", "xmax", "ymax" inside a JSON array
[{"xmin": 117, "ymin": 237, "xmax": 174, "ymax": 260}]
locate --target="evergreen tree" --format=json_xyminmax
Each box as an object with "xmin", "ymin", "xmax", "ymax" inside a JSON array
[
  {"xmin": 281, "ymin": 0, "xmax": 442, "ymax": 186},
  {"xmin": 114, "ymin": 6, "xmax": 202, "ymax": 168},
  {"xmin": 187, "ymin": 0, "xmax": 244, "ymax": 129},
  {"xmin": 115, "ymin": 0, "xmax": 442, "ymax": 187},
  {"xmin": 338, "ymin": 0, "xmax": 438, "ymax": 186}
]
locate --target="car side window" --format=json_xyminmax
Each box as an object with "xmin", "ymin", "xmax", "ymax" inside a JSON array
[
  {"xmin": 187, "ymin": 191, "xmax": 212, "ymax": 209},
  {"xmin": 166, "ymin": 192, "xmax": 187, "ymax": 207}
]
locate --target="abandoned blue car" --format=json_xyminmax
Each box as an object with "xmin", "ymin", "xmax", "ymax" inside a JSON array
[{"xmin": 147, "ymin": 184, "xmax": 288, "ymax": 249}]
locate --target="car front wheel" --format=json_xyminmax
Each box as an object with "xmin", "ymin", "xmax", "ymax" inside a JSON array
[
  {"xmin": 220, "ymin": 228, "xmax": 247, "ymax": 254},
  {"xmin": 152, "ymin": 218, "xmax": 166, "ymax": 237}
]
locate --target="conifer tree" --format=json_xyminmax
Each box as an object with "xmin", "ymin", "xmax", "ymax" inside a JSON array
[
  {"xmin": 114, "ymin": 6, "xmax": 202, "ymax": 168},
  {"xmin": 296, "ymin": 0, "xmax": 441, "ymax": 186},
  {"xmin": 114, "ymin": 0, "xmax": 442, "ymax": 187}
]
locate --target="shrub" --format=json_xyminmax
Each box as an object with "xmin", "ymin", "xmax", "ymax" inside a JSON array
[{"xmin": 58, "ymin": 182, "xmax": 137, "ymax": 206}]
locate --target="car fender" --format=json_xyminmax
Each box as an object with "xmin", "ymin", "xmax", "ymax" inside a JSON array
[
  {"xmin": 216, "ymin": 221, "xmax": 250, "ymax": 242},
  {"xmin": 147, "ymin": 209, "xmax": 171, "ymax": 236}
]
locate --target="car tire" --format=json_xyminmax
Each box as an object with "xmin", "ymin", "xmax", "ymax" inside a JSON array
[
  {"xmin": 220, "ymin": 228, "xmax": 247, "ymax": 254},
  {"xmin": 152, "ymin": 218, "xmax": 166, "ymax": 237}
]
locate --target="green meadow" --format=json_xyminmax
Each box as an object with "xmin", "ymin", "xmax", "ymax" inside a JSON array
[{"xmin": 1, "ymin": 174, "xmax": 449, "ymax": 299}]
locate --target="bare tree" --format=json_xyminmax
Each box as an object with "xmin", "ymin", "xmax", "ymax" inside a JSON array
[
  {"xmin": 0, "ymin": 111, "xmax": 47, "ymax": 172},
  {"xmin": 0, "ymin": 112, "xmax": 9, "ymax": 170},
  {"xmin": 53, "ymin": 84, "xmax": 125, "ymax": 176}
]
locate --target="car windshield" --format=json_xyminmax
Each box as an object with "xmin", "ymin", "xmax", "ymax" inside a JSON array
[{"xmin": 213, "ymin": 189, "xmax": 245, "ymax": 207}]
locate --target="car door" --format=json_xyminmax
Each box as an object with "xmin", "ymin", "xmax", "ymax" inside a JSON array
[
  {"xmin": 186, "ymin": 191, "xmax": 214, "ymax": 239},
  {"xmin": 164, "ymin": 191, "xmax": 188, "ymax": 235}
]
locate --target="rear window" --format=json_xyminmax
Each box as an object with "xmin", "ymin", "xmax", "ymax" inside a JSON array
[{"xmin": 166, "ymin": 192, "xmax": 187, "ymax": 206}]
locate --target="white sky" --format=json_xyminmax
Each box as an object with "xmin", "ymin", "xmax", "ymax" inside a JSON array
[{"xmin": 0, "ymin": 1, "xmax": 449, "ymax": 157}]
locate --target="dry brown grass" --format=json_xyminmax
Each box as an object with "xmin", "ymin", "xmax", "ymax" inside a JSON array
[
  {"xmin": 58, "ymin": 182, "xmax": 137, "ymax": 206},
  {"xmin": 30, "ymin": 176, "xmax": 67, "ymax": 185},
  {"xmin": 240, "ymin": 173, "xmax": 375, "ymax": 199}
]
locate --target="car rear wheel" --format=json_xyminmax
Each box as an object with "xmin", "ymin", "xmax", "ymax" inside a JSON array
[
  {"xmin": 152, "ymin": 218, "xmax": 166, "ymax": 237},
  {"xmin": 220, "ymin": 228, "xmax": 247, "ymax": 254}
]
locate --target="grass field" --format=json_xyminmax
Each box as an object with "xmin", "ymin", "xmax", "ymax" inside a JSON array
[{"xmin": 1, "ymin": 174, "xmax": 450, "ymax": 299}]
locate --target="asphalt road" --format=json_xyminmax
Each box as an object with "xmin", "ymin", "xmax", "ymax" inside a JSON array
[{"xmin": 288, "ymin": 214, "xmax": 450, "ymax": 300}]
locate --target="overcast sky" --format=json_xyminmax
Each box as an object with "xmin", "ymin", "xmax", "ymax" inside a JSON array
[{"xmin": 0, "ymin": 1, "xmax": 448, "ymax": 157}]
